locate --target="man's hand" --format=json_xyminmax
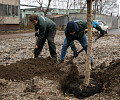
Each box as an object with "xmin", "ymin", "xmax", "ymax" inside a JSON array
[
  {"xmin": 73, "ymin": 51, "xmax": 78, "ymax": 58},
  {"xmin": 35, "ymin": 32, "xmax": 38, "ymax": 37}
]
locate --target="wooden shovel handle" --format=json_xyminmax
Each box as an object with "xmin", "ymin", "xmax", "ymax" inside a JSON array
[{"xmin": 33, "ymin": 36, "xmax": 37, "ymax": 58}]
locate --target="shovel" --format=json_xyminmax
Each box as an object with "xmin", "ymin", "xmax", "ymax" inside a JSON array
[
  {"xmin": 71, "ymin": 33, "xmax": 104, "ymax": 60},
  {"xmin": 32, "ymin": 36, "xmax": 37, "ymax": 58}
]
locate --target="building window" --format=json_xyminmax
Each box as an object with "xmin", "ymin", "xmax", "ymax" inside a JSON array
[
  {"xmin": 12, "ymin": 5, "xmax": 15, "ymax": 17},
  {"xmin": 8, "ymin": 5, "xmax": 12, "ymax": 16},
  {"xmin": 0, "ymin": 4, "xmax": 3, "ymax": 16},
  {"xmin": 15, "ymin": 6, "xmax": 18, "ymax": 16},
  {"xmin": 0, "ymin": 4, "xmax": 19, "ymax": 17},
  {"xmin": 3, "ymin": 4, "xmax": 8, "ymax": 16}
]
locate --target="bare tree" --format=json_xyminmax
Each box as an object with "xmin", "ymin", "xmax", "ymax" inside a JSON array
[
  {"xmin": 34, "ymin": 0, "xmax": 52, "ymax": 16},
  {"xmin": 93, "ymin": 0, "xmax": 118, "ymax": 15},
  {"xmin": 80, "ymin": 0, "xmax": 87, "ymax": 13},
  {"xmin": 66, "ymin": 0, "xmax": 70, "ymax": 15},
  {"xmin": 71, "ymin": 0, "xmax": 85, "ymax": 9},
  {"xmin": 102, "ymin": 0, "xmax": 117, "ymax": 15},
  {"xmin": 74, "ymin": 0, "xmax": 75, "ymax": 9}
]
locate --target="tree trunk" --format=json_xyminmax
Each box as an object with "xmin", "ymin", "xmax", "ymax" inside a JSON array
[
  {"xmin": 83, "ymin": 0, "xmax": 92, "ymax": 86},
  {"xmin": 66, "ymin": 0, "xmax": 69, "ymax": 15},
  {"xmin": 100, "ymin": 0, "xmax": 102, "ymax": 14},
  {"xmin": 93, "ymin": 0, "xmax": 97, "ymax": 20},
  {"xmin": 44, "ymin": 0, "xmax": 52, "ymax": 16}
]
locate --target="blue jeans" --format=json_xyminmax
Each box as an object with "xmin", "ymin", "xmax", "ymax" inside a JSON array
[{"xmin": 60, "ymin": 34, "xmax": 93, "ymax": 62}]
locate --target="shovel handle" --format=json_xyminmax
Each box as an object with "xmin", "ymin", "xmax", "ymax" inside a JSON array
[
  {"xmin": 71, "ymin": 33, "xmax": 104, "ymax": 60},
  {"xmin": 93, "ymin": 32, "xmax": 105, "ymax": 43},
  {"xmin": 33, "ymin": 36, "xmax": 37, "ymax": 58},
  {"xmin": 71, "ymin": 46, "xmax": 87, "ymax": 60}
]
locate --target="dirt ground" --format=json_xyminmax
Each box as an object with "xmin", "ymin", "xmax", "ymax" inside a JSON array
[{"xmin": 0, "ymin": 31, "xmax": 120, "ymax": 100}]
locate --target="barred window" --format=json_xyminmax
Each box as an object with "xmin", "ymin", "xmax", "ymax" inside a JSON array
[
  {"xmin": 0, "ymin": 4, "xmax": 19, "ymax": 17},
  {"xmin": 3, "ymin": 5, "xmax": 8, "ymax": 16},
  {"xmin": 12, "ymin": 5, "xmax": 15, "ymax": 16},
  {"xmin": 15, "ymin": 6, "xmax": 18, "ymax": 16},
  {"xmin": 0, "ymin": 4, "xmax": 3, "ymax": 16},
  {"xmin": 8, "ymin": 5, "xmax": 12, "ymax": 16}
]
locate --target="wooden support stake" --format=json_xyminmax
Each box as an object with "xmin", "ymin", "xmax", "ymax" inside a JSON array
[{"xmin": 84, "ymin": 0, "xmax": 92, "ymax": 86}]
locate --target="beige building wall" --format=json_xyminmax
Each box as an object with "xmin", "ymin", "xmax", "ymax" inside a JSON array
[
  {"xmin": 0, "ymin": 0, "xmax": 20, "ymax": 24},
  {"xmin": 0, "ymin": 0, "xmax": 19, "ymax": 5}
]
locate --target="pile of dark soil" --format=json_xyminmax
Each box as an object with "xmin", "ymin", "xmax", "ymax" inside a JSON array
[{"xmin": 0, "ymin": 57, "xmax": 66, "ymax": 81}]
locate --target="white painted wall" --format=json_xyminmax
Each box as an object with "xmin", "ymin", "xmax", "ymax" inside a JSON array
[{"xmin": 0, "ymin": 0, "xmax": 19, "ymax": 5}]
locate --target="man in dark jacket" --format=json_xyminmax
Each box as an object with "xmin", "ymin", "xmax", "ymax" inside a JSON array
[
  {"xmin": 29, "ymin": 14, "xmax": 57, "ymax": 60},
  {"xmin": 60, "ymin": 20, "xmax": 105, "ymax": 69}
]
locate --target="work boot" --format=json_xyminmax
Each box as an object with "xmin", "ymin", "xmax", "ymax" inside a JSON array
[
  {"xmin": 56, "ymin": 59, "xmax": 64, "ymax": 68},
  {"xmin": 59, "ymin": 59, "xmax": 64, "ymax": 63},
  {"xmin": 91, "ymin": 62, "xmax": 96, "ymax": 70},
  {"xmin": 34, "ymin": 54, "xmax": 38, "ymax": 58}
]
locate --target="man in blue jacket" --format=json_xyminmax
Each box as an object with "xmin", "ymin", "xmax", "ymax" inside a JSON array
[
  {"xmin": 60, "ymin": 20, "xmax": 105, "ymax": 69},
  {"xmin": 29, "ymin": 14, "xmax": 57, "ymax": 60}
]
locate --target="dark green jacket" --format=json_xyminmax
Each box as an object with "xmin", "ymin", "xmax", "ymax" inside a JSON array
[
  {"xmin": 35, "ymin": 15, "xmax": 56, "ymax": 46},
  {"xmin": 65, "ymin": 20, "xmax": 103, "ymax": 51},
  {"xmin": 65, "ymin": 20, "xmax": 87, "ymax": 51}
]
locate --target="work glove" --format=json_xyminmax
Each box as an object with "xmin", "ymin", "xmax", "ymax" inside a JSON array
[
  {"xmin": 73, "ymin": 51, "xmax": 78, "ymax": 58},
  {"xmin": 34, "ymin": 48, "xmax": 39, "ymax": 58},
  {"xmin": 100, "ymin": 30, "xmax": 105, "ymax": 36},
  {"xmin": 35, "ymin": 32, "xmax": 38, "ymax": 37}
]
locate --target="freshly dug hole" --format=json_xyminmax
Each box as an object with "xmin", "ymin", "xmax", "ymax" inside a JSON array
[
  {"xmin": 60, "ymin": 59, "xmax": 120, "ymax": 99},
  {"xmin": 59, "ymin": 61, "xmax": 103, "ymax": 99}
]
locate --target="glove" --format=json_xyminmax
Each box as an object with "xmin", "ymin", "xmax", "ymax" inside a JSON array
[
  {"xmin": 100, "ymin": 30, "xmax": 105, "ymax": 36},
  {"xmin": 35, "ymin": 32, "xmax": 38, "ymax": 37},
  {"xmin": 34, "ymin": 48, "xmax": 39, "ymax": 58},
  {"xmin": 73, "ymin": 51, "xmax": 78, "ymax": 58}
]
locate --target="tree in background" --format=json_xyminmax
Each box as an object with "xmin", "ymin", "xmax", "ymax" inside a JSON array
[
  {"xmin": 32, "ymin": 0, "xmax": 118, "ymax": 16},
  {"xmin": 93, "ymin": 0, "xmax": 118, "ymax": 15},
  {"xmin": 33, "ymin": 0, "xmax": 52, "ymax": 16}
]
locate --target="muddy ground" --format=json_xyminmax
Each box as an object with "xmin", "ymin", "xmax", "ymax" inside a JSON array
[{"xmin": 0, "ymin": 31, "xmax": 120, "ymax": 100}]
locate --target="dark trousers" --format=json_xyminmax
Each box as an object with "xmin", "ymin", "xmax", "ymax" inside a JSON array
[{"xmin": 37, "ymin": 27, "xmax": 57, "ymax": 58}]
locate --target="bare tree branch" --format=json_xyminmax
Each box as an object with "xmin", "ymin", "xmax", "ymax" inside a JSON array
[
  {"xmin": 95, "ymin": 0, "xmax": 117, "ymax": 15},
  {"xmin": 34, "ymin": 0, "xmax": 52, "ymax": 16},
  {"xmin": 80, "ymin": 0, "xmax": 87, "ymax": 13},
  {"xmin": 44, "ymin": 0, "xmax": 52, "ymax": 16}
]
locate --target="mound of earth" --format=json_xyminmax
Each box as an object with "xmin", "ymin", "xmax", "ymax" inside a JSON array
[
  {"xmin": 0, "ymin": 57, "xmax": 66, "ymax": 81},
  {"xmin": 60, "ymin": 59, "xmax": 120, "ymax": 99}
]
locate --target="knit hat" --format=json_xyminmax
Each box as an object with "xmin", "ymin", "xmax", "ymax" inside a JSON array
[{"xmin": 67, "ymin": 21, "xmax": 79, "ymax": 32}]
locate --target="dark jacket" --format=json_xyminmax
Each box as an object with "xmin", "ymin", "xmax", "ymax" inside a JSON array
[
  {"xmin": 65, "ymin": 20, "xmax": 103, "ymax": 51},
  {"xmin": 35, "ymin": 15, "xmax": 56, "ymax": 46}
]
